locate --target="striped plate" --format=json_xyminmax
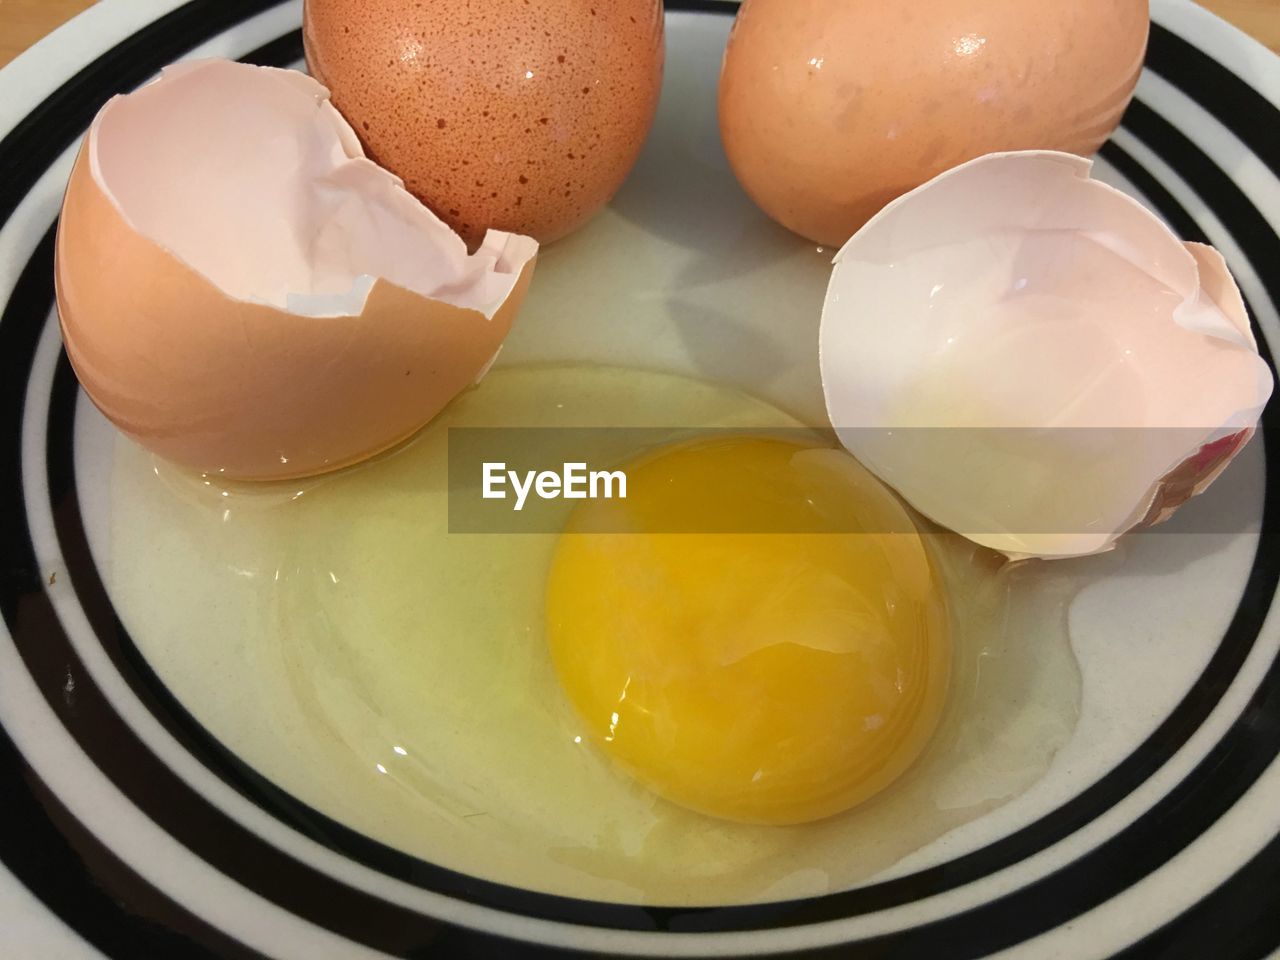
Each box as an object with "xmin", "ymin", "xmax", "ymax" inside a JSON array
[{"xmin": 1, "ymin": 1, "xmax": 1278, "ymax": 958}]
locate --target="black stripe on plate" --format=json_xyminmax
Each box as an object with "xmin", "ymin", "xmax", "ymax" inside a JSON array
[
  {"xmin": 239, "ymin": 27, "xmax": 305, "ymax": 69},
  {"xmin": 1111, "ymin": 825, "xmax": 1280, "ymax": 960},
  {"xmin": 1147, "ymin": 23, "xmax": 1280, "ymax": 178},
  {"xmin": 663, "ymin": 0, "xmax": 741, "ymax": 11},
  {"xmin": 1099, "ymin": 140, "xmax": 1207, "ymax": 244}
]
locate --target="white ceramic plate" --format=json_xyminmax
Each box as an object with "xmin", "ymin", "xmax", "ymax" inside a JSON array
[{"xmin": 2, "ymin": 1, "xmax": 1279, "ymax": 957}]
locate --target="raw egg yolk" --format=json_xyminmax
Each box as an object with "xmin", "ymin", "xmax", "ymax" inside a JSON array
[{"xmin": 546, "ymin": 436, "xmax": 950, "ymax": 825}]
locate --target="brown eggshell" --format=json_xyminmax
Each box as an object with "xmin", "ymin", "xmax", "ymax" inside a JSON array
[
  {"xmin": 719, "ymin": 0, "xmax": 1149, "ymax": 246},
  {"xmin": 56, "ymin": 126, "xmax": 535, "ymax": 482},
  {"xmin": 303, "ymin": 0, "xmax": 664, "ymax": 246}
]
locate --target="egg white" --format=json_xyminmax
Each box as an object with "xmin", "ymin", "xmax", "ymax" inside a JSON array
[{"xmin": 107, "ymin": 364, "xmax": 1080, "ymax": 905}]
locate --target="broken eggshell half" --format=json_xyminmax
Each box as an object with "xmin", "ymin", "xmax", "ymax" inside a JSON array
[
  {"xmin": 55, "ymin": 58, "xmax": 538, "ymax": 481},
  {"xmin": 820, "ymin": 150, "xmax": 1273, "ymax": 560}
]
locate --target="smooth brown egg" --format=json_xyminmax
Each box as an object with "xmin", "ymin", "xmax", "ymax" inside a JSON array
[
  {"xmin": 718, "ymin": 0, "xmax": 1149, "ymax": 246},
  {"xmin": 304, "ymin": 0, "xmax": 664, "ymax": 246}
]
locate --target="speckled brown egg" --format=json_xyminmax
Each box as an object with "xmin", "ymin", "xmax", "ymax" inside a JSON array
[{"xmin": 303, "ymin": 0, "xmax": 664, "ymax": 247}]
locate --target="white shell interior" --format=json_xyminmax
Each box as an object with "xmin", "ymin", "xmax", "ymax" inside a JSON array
[
  {"xmin": 89, "ymin": 59, "xmax": 536, "ymax": 318},
  {"xmin": 820, "ymin": 151, "xmax": 1273, "ymax": 558}
]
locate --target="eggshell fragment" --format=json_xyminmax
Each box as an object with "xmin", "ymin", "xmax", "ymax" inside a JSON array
[
  {"xmin": 55, "ymin": 59, "xmax": 537, "ymax": 481},
  {"xmin": 820, "ymin": 151, "xmax": 1273, "ymax": 559}
]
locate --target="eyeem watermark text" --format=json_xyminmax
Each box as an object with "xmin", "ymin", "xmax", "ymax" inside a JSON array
[
  {"xmin": 448, "ymin": 426, "xmax": 1260, "ymax": 534},
  {"xmin": 482, "ymin": 462, "xmax": 627, "ymax": 511}
]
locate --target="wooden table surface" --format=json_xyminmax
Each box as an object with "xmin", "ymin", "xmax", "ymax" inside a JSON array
[{"xmin": 0, "ymin": 0, "xmax": 1277, "ymax": 70}]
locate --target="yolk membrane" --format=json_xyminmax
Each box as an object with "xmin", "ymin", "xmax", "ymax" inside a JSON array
[{"xmin": 546, "ymin": 436, "xmax": 951, "ymax": 826}]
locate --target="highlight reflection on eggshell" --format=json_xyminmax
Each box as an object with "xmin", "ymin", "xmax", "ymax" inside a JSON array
[
  {"xmin": 719, "ymin": 0, "xmax": 1149, "ymax": 246},
  {"xmin": 820, "ymin": 151, "xmax": 1273, "ymax": 560},
  {"xmin": 55, "ymin": 59, "xmax": 538, "ymax": 481}
]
